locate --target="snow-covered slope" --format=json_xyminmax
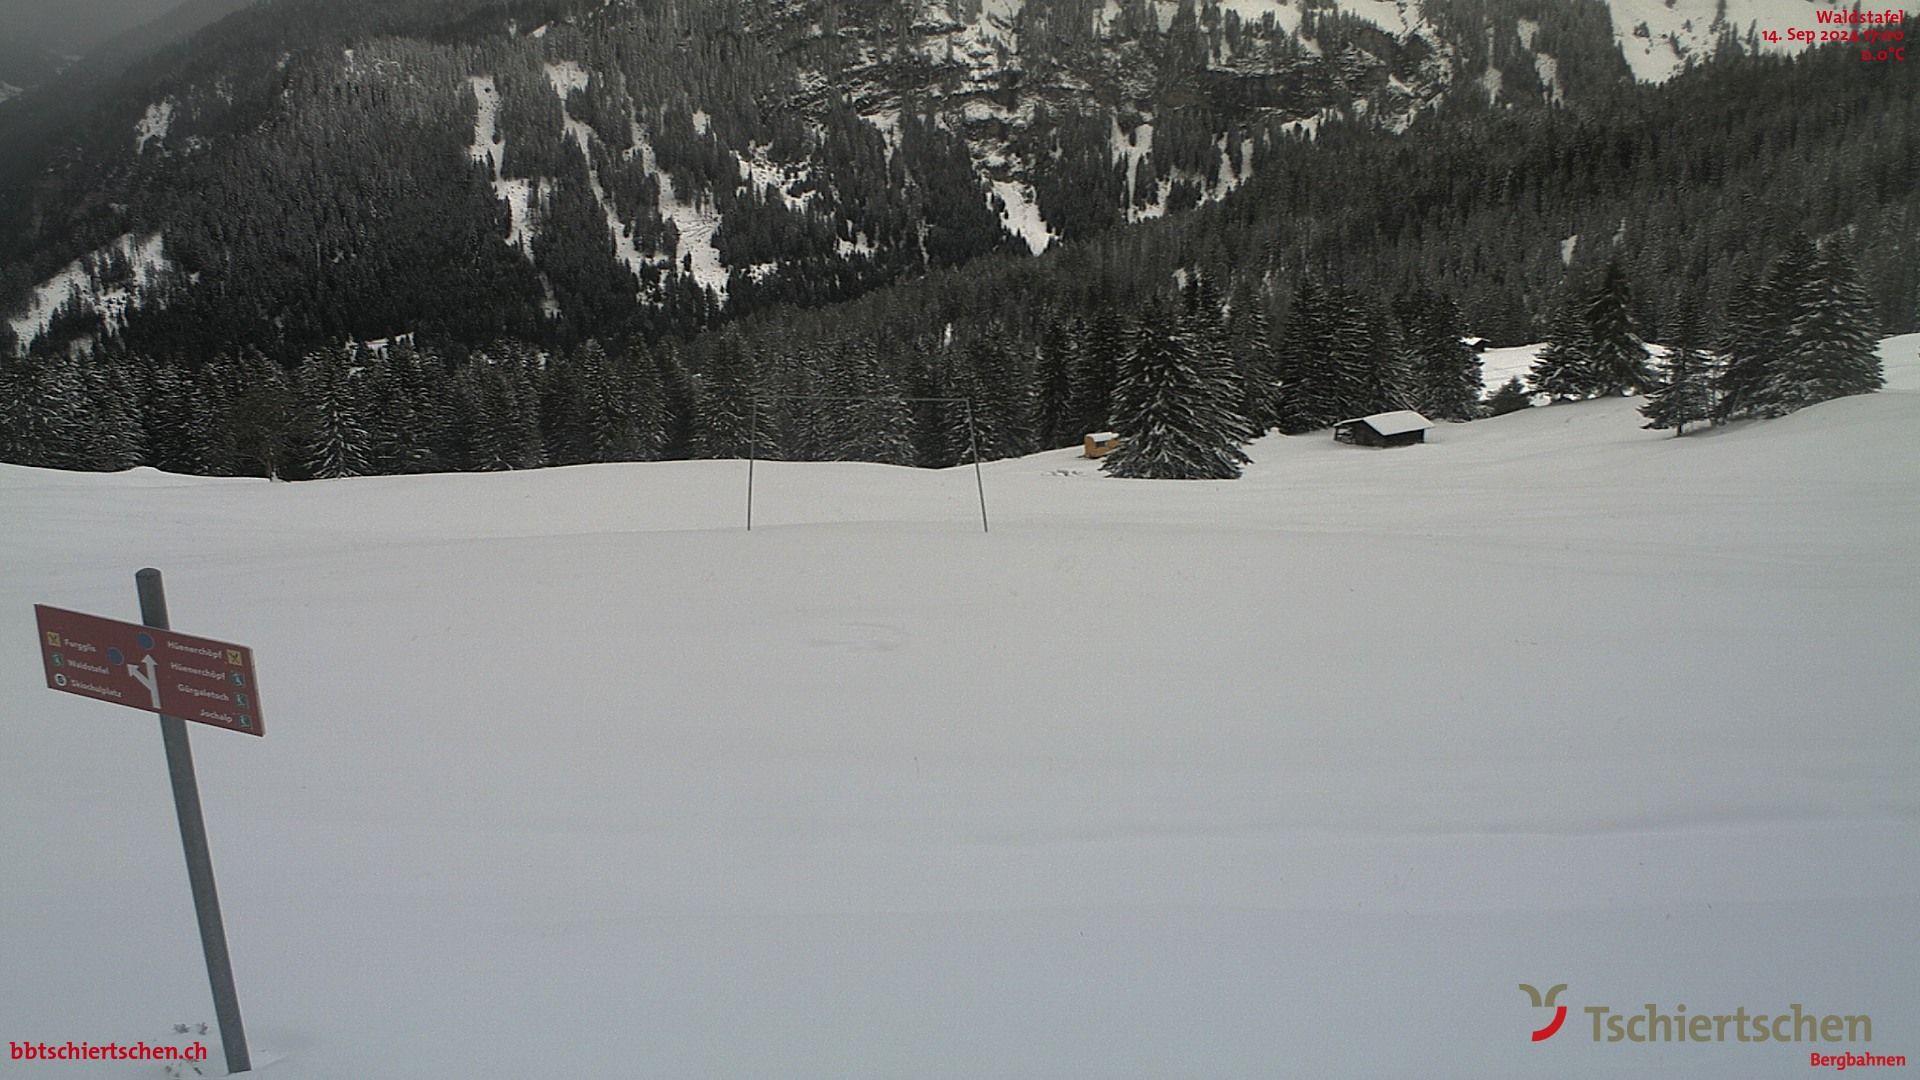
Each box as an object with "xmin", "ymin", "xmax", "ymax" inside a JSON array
[
  {"xmin": 1607, "ymin": 0, "xmax": 1843, "ymax": 81},
  {"xmin": 2, "ymin": 336, "xmax": 1915, "ymax": 1078},
  {"xmin": 5, "ymin": 232, "xmax": 172, "ymax": 351}
]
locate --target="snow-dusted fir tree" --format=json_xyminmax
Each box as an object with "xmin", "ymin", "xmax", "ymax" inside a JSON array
[
  {"xmin": 1528, "ymin": 295, "xmax": 1593, "ymax": 401},
  {"xmin": 820, "ymin": 337, "xmax": 916, "ymax": 465},
  {"xmin": 300, "ymin": 347, "xmax": 369, "ymax": 479},
  {"xmin": 1731, "ymin": 232, "xmax": 1821, "ymax": 418},
  {"xmin": 1224, "ymin": 277, "xmax": 1283, "ymax": 438},
  {"xmin": 1715, "ymin": 269, "xmax": 1777, "ymax": 422},
  {"xmin": 1640, "ymin": 305, "xmax": 1717, "ymax": 436},
  {"xmin": 1102, "ymin": 299, "xmax": 1250, "ymax": 480},
  {"xmin": 22, "ymin": 351, "xmax": 95, "ymax": 469},
  {"xmin": 694, "ymin": 329, "xmax": 758, "ymax": 459},
  {"xmin": 1035, "ymin": 318, "xmax": 1080, "ymax": 448},
  {"xmin": 1584, "ymin": 260, "xmax": 1654, "ymax": 396},
  {"xmin": 1400, "ymin": 286, "xmax": 1482, "ymax": 420},
  {"xmin": 1274, "ymin": 277, "xmax": 1343, "ymax": 432},
  {"xmin": 231, "ymin": 366, "xmax": 293, "ymax": 479},
  {"xmin": 1485, "ymin": 377, "xmax": 1533, "ymax": 416},
  {"xmin": 86, "ymin": 360, "xmax": 146, "ymax": 471},
  {"xmin": 1764, "ymin": 241, "xmax": 1883, "ymax": 414}
]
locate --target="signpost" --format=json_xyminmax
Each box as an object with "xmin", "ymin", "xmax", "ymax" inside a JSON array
[
  {"xmin": 35, "ymin": 602, "xmax": 264, "ymax": 736},
  {"xmin": 32, "ymin": 569, "xmax": 258, "ymax": 1074}
]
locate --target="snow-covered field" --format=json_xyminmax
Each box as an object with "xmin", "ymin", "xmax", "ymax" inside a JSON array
[{"xmin": 3, "ymin": 339, "xmax": 1917, "ymax": 1078}]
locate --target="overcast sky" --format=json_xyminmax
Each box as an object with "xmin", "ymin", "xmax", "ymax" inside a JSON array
[{"xmin": 1, "ymin": 0, "xmax": 189, "ymax": 52}]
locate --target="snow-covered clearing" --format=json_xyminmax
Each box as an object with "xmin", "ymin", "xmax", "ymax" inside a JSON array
[
  {"xmin": 466, "ymin": 76, "xmax": 538, "ymax": 259},
  {"xmin": 133, "ymin": 100, "xmax": 174, "ymax": 154},
  {"xmin": 6, "ymin": 233, "xmax": 171, "ymax": 354},
  {"xmin": 545, "ymin": 62, "xmax": 651, "ymax": 279},
  {"xmin": 1608, "ymin": 0, "xmax": 1825, "ymax": 81},
  {"xmin": 991, "ymin": 178, "xmax": 1053, "ymax": 254},
  {"xmin": 2, "ymin": 339, "xmax": 1915, "ymax": 1077},
  {"xmin": 629, "ymin": 122, "xmax": 728, "ymax": 297}
]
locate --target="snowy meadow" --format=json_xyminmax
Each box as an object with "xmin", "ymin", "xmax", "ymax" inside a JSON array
[{"xmin": 3, "ymin": 340, "xmax": 1917, "ymax": 1079}]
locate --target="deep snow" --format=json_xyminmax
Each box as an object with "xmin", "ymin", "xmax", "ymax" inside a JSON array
[{"xmin": 1, "ymin": 338, "xmax": 1916, "ymax": 1078}]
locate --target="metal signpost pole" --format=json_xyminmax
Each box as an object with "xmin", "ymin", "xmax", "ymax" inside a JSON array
[
  {"xmin": 965, "ymin": 400, "xmax": 989, "ymax": 534},
  {"xmin": 747, "ymin": 396, "xmax": 757, "ymax": 531},
  {"xmin": 134, "ymin": 569, "xmax": 252, "ymax": 1075}
]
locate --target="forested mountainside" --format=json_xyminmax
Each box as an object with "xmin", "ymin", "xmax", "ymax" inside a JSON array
[
  {"xmin": 0, "ymin": 0, "xmax": 1856, "ymax": 357},
  {"xmin": 0, "ymin": 1, "xmax": 1912, "ymax": 483}
]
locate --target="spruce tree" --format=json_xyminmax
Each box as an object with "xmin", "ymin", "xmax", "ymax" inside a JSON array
[
  {"xmin": 1485, "ymin": 377, "xmax": 1533, "ymax": 416},
  {"xmin": 1640, "ymin": 305, "xmax": 1717, "ymax": 436},
  {"xmin": 613, "ymin": 339, "xmax": 668, "ymax": 462},
  {"xmin": 1584, "ymin": 260, "xmax": 1654, "ymax": 396},
  {"xmin": 87, "ymin": 358, "xmax": 146, "ymax": 471},
  {"xmin": 1766, "ymin": 241, "xmax": 1883, "ymax": 413},
  {"xmin": 25, "ymin": 351, "xmax": 95, "ymax": 470},
  {"xmin": 231, "ymin": 356, "xmax": 294, "ymax": 479},
  {"xmin": 820, "ymin": 337, "xmax": 915, "ymax": 465},
  {"xmin": 1274, "ymin": 277, "xmax": 1342, "ymax": 433},
  {"xmin": 1225, "ymin": 279, "xmax": 1282, "ymax": 438},
  {"xmin": 1073, "ymin": 308, "xmax": 1125, "ymax": 435},
  {"xmin": 1035, "ymin": 317, "xmax": 1080, "ymax": 448},
  {"xmin": 695, "ymin": 329, "xmax": 757, "ymax": 459},
  {"xmin": 371, "ymin": 346, "xmax": 436, "ymax": 475},
  {"xmin": 1529, "ymin": 293, "xmax": 1594, "ymax": 401},
  {"xmin": 1102, "ymin": 299, "xmax": 1250, "ymax": 480},
  {"xmin": 0, "ymin": 357, "xmax": 34, "ymax": 465},
  {"xmin": 1715, "ymin": 270, "xmax": 1777, "ymax": 422},
  {"xmin": 1400, "ymin": 286, "xmax": 1482, "ymax": 420},
  {"xmin": 1739, "ymin": 232, "xmax": 1822, "ymax": 417},
  {"xmin": 301, "ymin": 347, "xmax": 370, "ymax": 479}
]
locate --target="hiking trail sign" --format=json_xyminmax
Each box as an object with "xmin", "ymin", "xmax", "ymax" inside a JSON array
[
  {"xmin": 32, "ymin": 570, "xmax": 259, "ymax": 1073},
  {"xmin": 34, "ymin": 603, "xmax": 264, "ymax": 736}
]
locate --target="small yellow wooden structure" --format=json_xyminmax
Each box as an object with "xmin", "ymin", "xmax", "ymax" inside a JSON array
[{"xmin": 1083, "ymin": 431, "xmax": 1121, "ymax": 458}]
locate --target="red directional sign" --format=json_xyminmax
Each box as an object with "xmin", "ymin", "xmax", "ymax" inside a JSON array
[{"xmin": 34, "ymin": 605, "xmax": 264, "ymax": 736}]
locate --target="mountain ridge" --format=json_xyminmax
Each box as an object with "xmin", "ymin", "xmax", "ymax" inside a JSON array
[{"xmin": 0, "ymin": 0, "xmax": 1890, "ymax": 357}]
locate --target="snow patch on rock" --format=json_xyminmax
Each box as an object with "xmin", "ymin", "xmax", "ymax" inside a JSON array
[
  {"xmin": 7, "ymin": 233, "xmax": 171, "ymax": 353},
  {"xmin": 134, "ymin": 100, "xmax": 174, "ymax": 154},
  {"xmin": 990, "ymin": 178, "xmax": 1053, "ymax": 254}
]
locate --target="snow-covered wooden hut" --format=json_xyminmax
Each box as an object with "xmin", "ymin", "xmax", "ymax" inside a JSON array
[
  {"xmin": 1083, "ymin": 431, "xmax": 1121, "ymax": 458},
  {"xmin": 1333, "ymin": 410, "xmax": 1434, "ymax": 448}
]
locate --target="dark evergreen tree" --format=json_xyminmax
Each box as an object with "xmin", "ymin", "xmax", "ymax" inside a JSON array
[
  {"xmin": 465, "ymin": 345, "xmax": 546, "ymax": 470},
  {"xmin": 1640, "ymin": 305, "xmax": 1717, "ymax": 436},
  {"xmin": 1485, "ymin": 376, "xmax": 1533, "ymax": 416},
  {"xmin": 1735, "ymin": 232, "xmax": 1821, "ymax": 417},
  {"xmin": 0, "ymin": 357, "xmax": 33, "ymax": 465},
  {"xmin": 1399, "ymin": 286, "xmax": 1482, "ymax": 420},
  {"xmin": 369, "ymin": 346, "xmax": 438, "ymax": 476},
  {"xmin": 1584, "ymin": 260, "xmax": 1654, "ymax": 396},
  {"xmin": 1072, "ymin": 308, "xmax": 1125, "ymax": 436},
  {"xmin": 1351, "ymin": 295, "xmax": 1410, "ymax": 418},
  {"xmin": 1102, "ymin": 299, "xmax": 1250, "ymax": 480},
  {"xmin": 21, "ymin": 351, "xmax": 94, "ymax": 469},
  {"xmin": 819, "ymin": 337, "xmax": 916, "ymax": 464},
  {"xmin": 1528, "ymin": 293, "xmax": 1594, "ymax": 401},
  {"xmin": 1224, "ymin": 278, "xmax": 1282, "ymax": 437},
  {"xmin": 86, "ymin": 358, "xmax": 146, "ymax": 471},
  {"xmin": 1714, "ymin": 269, "xmax": 1777, "ymax": 422},
  {"xmin": 1765, "ymin": 241, "xmax": 1884, "ymax": 413},
  {"xmin": 1035, "ymin": 317, "xmax": 1081, "ymax": 449},
  {"xmin": 230, "ymin": 355, "xmax": 295, "ymax": 479},
  {"xmin": 694, "ymin": 329, "xmax": 757, "ymax": 459},
  {"xmin": 1274, "ymin": 277, "xmax": 1343, "ymax": 433},
  {"xmin": 300, "ymin": 347, "xmax": 370, "ymax": 479}
]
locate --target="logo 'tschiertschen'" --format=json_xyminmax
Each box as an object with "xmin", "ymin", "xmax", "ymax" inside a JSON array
[{"xmin": 1521, "ymin": 983, "xmax": 1569, "ymax": 1042}]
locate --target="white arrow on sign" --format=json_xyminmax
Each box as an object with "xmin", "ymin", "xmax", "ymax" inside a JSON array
[{"xmin": 128, "ymin": 654, "xmax": 161, "ymax": 710}]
